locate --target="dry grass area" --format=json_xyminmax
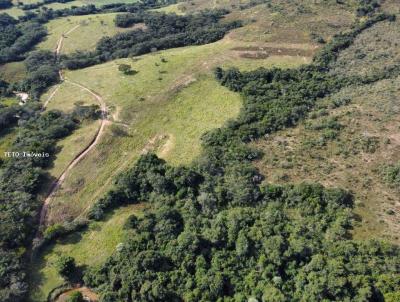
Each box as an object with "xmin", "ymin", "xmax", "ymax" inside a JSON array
[
  {"xmin": 254, "ymin": 10, "xmax": 400, "ymax": 243},
  {"xmin": 254, "ymin": 76, "xmax": 400, "ymax": 243}
]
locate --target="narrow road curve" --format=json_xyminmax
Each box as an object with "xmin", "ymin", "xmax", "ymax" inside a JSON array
[{"xmin": 36, "ymin": 25, "xmax": 108, "ymax": 238}]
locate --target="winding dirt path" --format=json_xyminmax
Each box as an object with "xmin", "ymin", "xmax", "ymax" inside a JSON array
[
  {"xmin": 38, "ymin": 80, "xmax": 108, "ymax": 231},
  {"xmin": 36, "ymin": 25, "xmax": 108, "ymax": 237}
]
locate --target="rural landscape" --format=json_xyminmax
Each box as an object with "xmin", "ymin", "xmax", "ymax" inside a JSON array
[{"xmin": 0, "ymin": 0, "xmax": 399, "ymax": 301}]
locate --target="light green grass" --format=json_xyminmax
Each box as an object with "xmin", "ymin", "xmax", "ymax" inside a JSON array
[
  {"xmin": 39, "ymin": 83, "xmax": 103, "ymax": 222},
  {"xmin": 42, "ymin": 81, "xmax": 99, "ymax": 112},
  {"xmin": 38, "ymin": 13, "xmax": 133, "ymax": 54},
  {"xmin": 29, "ymin": 204, "xmax": 144, "ymax": 302}
]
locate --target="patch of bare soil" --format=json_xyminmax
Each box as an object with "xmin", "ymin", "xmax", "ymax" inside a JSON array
[{"xmin": 232, "ymin": 45, "xmax": 317, "ymax": 59}]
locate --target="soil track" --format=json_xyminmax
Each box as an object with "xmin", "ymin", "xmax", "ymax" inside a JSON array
[
  {"xmin": 36, "ymin": 25, "xmax": 108, "ymax": 236},
  {"xmin": 38, "ymin": 79, "xmax": 108, "ymax": 232},
  {"xmin": 55, "ymin": 24, "xmax": 80, "ymax": 55}
]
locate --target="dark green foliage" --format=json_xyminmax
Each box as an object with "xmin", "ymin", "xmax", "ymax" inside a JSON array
[
  {"xmin": 85, "ymin": 161, "xmax": 400, "ymax": 301},
  {"xmin": 118, "ymin": 64, "xmax": 137, "ymax": 75},
  {"xmin": 382, "ymin": 162, "xmax": 400, "ymax": 189},
  {"xmin": 55, "ymin": 255, "xmax": 76, "ymax": 280},
  {"xmin": 71, "ymin": 104, "xmax": 101, "ymax": 121},
  {"xmin": 20, "ymin": 0, "xmax": 75, "ymax": 11},
  {"xmin": 0, "ymin": 14, "xmax": 46, "ymax": 64},
  {"xmin": 356, "ymin": 0, "xmax": 381, "ymax": 17},
  {"xmin": 63, "ymin": 10, "xmax": 241, "ymax": 69},
  {"xmin": 114, "ymin": 12, "xmax": 145, "ymax": 28}
]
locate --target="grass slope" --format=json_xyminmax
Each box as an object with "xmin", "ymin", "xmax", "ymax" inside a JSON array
[
  {"xmin": 45, "ymin": 36, "xmax": 309, "ymax": 225},
  {"xmin": 254, "ymin": 76, "xmax": 400, "ymax": 243}
]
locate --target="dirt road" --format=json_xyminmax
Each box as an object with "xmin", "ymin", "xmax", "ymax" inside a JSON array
[
  {"xmin": 36, "ymin": 25, "xmax": 108, "ymax": 236},
  {"xmin": 55, "ymin": 24, "xmax": 80, "ymax": 56},
  {"xmin": 38, "ymin": 79, "xmax": 108, "ymax": 231}
]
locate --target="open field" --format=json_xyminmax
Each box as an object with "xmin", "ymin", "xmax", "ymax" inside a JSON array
[
  {"xmin": 38, "ymin": 13, "xmax": 136, "ymax": 54},
  {"xmin": 29, "ymin": 204, "xmax": 145, "ymax": 302}
]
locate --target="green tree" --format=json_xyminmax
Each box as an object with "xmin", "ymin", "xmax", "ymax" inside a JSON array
[
  {"xmin": 55, "ymin": 255, "xmax": 76, "ymax": 280},
  {"xmin": 118, "ymin": 64, "xmax": 137, "ymax": 75}
]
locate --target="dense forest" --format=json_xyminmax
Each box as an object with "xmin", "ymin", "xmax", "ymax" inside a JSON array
[
  {"xmin": 62, "ymin": 10, "xmax": 241, "ymax": 69},
  {"xmin": 82, "ymin": 11, "xmax": 400, "ymax": 302}
]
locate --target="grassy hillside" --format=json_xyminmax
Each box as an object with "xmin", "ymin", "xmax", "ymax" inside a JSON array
[{"xmin": 44, "ymin": 37, "xmax": 311, "ymax": 225}]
